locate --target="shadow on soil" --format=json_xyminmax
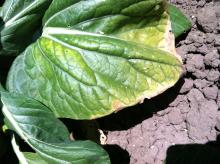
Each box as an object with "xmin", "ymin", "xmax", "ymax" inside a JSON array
[
  {"xmin": 166, "ymin": 135, "xmax": 220, "ymax": 164},
  {"xmin": 175, "ymin": 30, "xmax": 191, "ymax": 47},
  {"xmin": 104, "ymin": 145, "xmax": 130, "ymax": 164},
  {"xmin": 97, "ymin": 78, "xmax": 184, "ymax": 131}
]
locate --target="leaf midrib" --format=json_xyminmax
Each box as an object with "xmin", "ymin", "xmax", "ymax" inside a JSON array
[
  {"xmin": 4, "ymin": 0, "xmax": 39, "ymax": 27},
  {"xmin": 43, "ymin": 28, "xmax": 181, "ymax": 67}
]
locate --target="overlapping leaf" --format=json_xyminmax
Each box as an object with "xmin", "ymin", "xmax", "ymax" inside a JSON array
[
  {"xmin": 0, "ymin": 0, "xmax": 52, "ymax": 55},
  {"xmin": 1, "ymin": 92, "xmax": 110, "ymax": 164}
]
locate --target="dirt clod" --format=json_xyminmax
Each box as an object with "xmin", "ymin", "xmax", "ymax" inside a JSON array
[
  {"xmin": 214, "ymin": 35, "xmax": 220, "ymax": 46},
  {"xmin": 168, "ymin": 108, "xmax": 183, "ymax": 125},
  {"xmin": 180, "ymin": 79, "xmax": 193, "ymax": 93},
  {"xmin": 204, "ymin": 50, "xmax": 220, "ymax": 68},
  {"xmin": 203, "ymin": 86, "xmax": 218, "ymax": 100},
  {"xmin": 194, "ymin": 79, "xmax": 213, "ymax": 90},
  {"xmin": 207, "ymin": 70, "xmax": 220, "ymax": 82},
  {"xmin": 196, "ymin": 5, "xmax": 218, "ymax": 33}
]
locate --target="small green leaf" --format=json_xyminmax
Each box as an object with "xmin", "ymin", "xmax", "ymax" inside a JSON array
[
  {"xmin": 0, "ymin": 0, "xmax": 52, "ymax": 55},
  {"xmin": 168, "ymin": 4, "xmax": 192, "ymax": 38},
  {"xmin": 1, "ymin": 92, "xmax": 110, "ymax": 164},
  {"xmin": 2, "ymin": 124, "xmax": 9, "ymax": 133}
]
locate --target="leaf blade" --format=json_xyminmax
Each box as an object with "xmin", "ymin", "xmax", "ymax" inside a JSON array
[
  {"xmin": 7, "ymin": 28, "xmax": 182, "ymax": 119},
  {"xmin": 1, "ymin": 92, "xmax": 110, "ymax": 164}
]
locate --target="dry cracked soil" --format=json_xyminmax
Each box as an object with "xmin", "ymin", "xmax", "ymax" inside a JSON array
[{"xmin": 97, "ymin": 0, "xmax": 220, "ymax": 163}]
